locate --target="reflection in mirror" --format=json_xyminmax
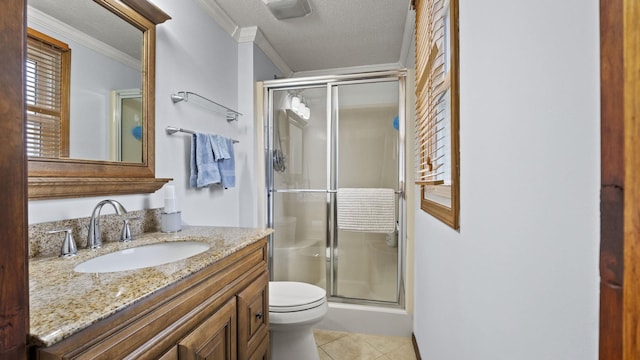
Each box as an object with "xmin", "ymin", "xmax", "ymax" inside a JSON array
[
  {"xmin": 26, "ymin": 27, "xmax": 71, "ymax": 159},
  {"xmin": 414, "ymin": 0, "xmax": 460, "ymax": 229},
  {"xmin": 27, "ymin": 0, "xmax": 143, "ymax": 163},
  {"xmin": 111, "ymin": 89, "xmax": 143, "ymax": 162}
]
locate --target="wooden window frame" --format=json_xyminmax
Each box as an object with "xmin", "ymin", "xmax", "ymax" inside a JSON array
[
  {"xmin": 26, "ymin": 27, "xmax": 70, "ymax": 159},
  {"xmin": 414, "ymin": 0, "xmax": 460, "ymax": 229}
]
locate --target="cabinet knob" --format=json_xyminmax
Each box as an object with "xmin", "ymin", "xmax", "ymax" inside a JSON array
[{"xmin": 255, "ymin": 312, "xmax": 263, "ymax": 320}]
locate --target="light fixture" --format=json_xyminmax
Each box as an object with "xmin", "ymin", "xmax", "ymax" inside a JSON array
[
  {"xmin": 291, "ymin": 95, "xmax": 301, "ymax": 112},
  {"xmin": 289, "ymin": 94, "xmax": 311, "ymax": 120},
  {"xmin": 301, "ymin": 105, "xmax": 310, "ymax": 120},
  {"xmin": 262, "ymin": 0, "xmax": 311, "ymax": 20}
]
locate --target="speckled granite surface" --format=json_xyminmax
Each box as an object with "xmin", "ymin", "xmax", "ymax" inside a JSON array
[
  {"xmin": 29, "ymin": 226, "xmax": 272, "ymax": 347},
  {"xmin": 28, "ymin": 208, "xmax": 163, "ymax": 258}
]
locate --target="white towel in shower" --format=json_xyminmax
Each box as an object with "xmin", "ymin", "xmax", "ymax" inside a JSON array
[{"xmin": 337, "ymin": 188, "xmax": 396, "ymax": 233}]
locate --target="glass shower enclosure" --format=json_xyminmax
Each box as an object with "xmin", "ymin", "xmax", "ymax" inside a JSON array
[{"xmin": 264, "ymin": 71, "xmax": 406, "ymax": 306}]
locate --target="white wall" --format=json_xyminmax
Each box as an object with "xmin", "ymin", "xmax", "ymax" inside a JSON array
[
  {"xmin": 153, "ymin": 0, "xmax": 242, "ymax": 227},
  {"xmin": 412, "ymin": 0, "xmax": 600, "ymax": 359},
  {"xmin": 29, "ymin": 0, "xmax": 279, "ymax": 227},
  {"xmin": 237, "ymin": 43, "xmax": 282, "ymax": 228}
]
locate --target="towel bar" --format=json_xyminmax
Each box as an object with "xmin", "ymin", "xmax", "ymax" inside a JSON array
[
  {"xmin": 166, "ymin": 126, "xmax": 239, "ymax": 143},
  {"xmin": 170, "ymin": 91, "xmax": 241, "ymax": 122}
]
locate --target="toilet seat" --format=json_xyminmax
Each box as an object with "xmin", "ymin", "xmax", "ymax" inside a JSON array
[
  {"xmin": 269, "ymin": 281, "xmax": 328, "ymax": 360},
  {"xmin": 269, "ymin": 281, "xmax": 326, "ymax": 313}
]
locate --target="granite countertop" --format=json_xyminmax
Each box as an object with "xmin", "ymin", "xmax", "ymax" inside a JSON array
[{"xmin": 29, "ymin": 226, "xmax": 272, "ymax": 347}]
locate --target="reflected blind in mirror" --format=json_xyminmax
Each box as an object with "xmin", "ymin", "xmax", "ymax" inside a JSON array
[
  {"xmin": 26, "ymin": 28, "xmax": 70, "ymax": 158},
  {"xmin": 414, "ymin": 0, "xmax": 450, "ymax": 186}
]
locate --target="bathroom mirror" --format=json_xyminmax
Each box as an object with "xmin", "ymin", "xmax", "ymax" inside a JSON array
[
  {"xmin": 26, "ymin": 0, "xmax": 171, "ymax": 199},
  {"xmin": 414, "ymin": 0, "xmax": 460, "ymax": 229}
]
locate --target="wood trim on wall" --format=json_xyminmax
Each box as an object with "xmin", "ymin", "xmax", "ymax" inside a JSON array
[
  {"xmin": 600, "ymin": 0, "xmax": 640, "ymax": 358},
  {"xmin": 623, "ymin": 0, "xmax": 640, "ymax": 358},
  {"xmin": 600, "ymin": 0, "xmax": 624, "ymax": 358},
  {"xmin": 0, "ymin": 0, "xmax": 29, "ymax": 357},
  {"xmin": 411, "ymin": 333, "xmax": 422, "ymax": 360}
]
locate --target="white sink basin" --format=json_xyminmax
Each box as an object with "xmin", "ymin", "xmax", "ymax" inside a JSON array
[{"xmin": 74, "ymin": 241, "xmax": 210, "ymax": 273}]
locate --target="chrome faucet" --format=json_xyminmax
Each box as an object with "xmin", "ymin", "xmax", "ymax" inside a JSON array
[{"xmin": 87, "ymin": 199, "xmax": 127, "ymax": 249}]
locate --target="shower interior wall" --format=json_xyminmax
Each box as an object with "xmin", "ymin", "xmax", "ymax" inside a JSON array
[{"xmin": 336, "ymin": 105, "xmax": 399, "ymax": 302}]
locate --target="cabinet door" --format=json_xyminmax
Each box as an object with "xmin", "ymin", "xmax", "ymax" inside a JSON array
[
  {"xmin": 248, "ymin": 332, "xmax": 270, "ymax": 360},
  {"xmin": 178, "ymin": 298, "xmax": 237, "ymax": 360},
  {"xmin": 237, "ymin": 272, "xmax": 269, "ymax": 360},
  {"xmin": 158, "ymin": 346, "xmax": 179, "ymax": 360}
]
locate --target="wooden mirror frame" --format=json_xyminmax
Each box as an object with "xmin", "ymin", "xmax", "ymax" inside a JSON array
[{"xmin": 28, "ymin": 0, "xmax": 171, "ymax": 200}]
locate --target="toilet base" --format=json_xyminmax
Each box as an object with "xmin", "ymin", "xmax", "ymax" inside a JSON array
[{"xmin": 270, "ymin": 325, "xmax": 319, "ymax": 360}]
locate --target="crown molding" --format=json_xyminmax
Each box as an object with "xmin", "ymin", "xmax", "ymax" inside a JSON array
[
  {"xmin": 27, "ymin": 6, "xmax": 140, "ymax": 70},
  {"xmin": 195, "ymin": 0, "xmax": 410, "ymax": 80},
  {"xmin": 193, "ymin": 0, "xmax": 239, "ymax": 37},
  {"xmin": 235, "ymin": 26, "xmax": 258, "ymax": 43},
  {"xmin": 195, "ymin": 0, "xmax": 293, "ymax": 77},
  {"xmin": 236, "ymin": 26, "xmax": 292, "ymax": 77},
  {"xmin": 254, "ymin": 29, "xmax": 293, "ymax": 77}
]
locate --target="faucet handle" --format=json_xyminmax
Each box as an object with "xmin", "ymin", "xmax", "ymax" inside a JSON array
[
  {"xmin": 47, "ymin": 228, "xmax": 78, "ymax": 258},
  {"xmin": 120, "ymin": 217, "xmax": 140, "ymax": 242}
]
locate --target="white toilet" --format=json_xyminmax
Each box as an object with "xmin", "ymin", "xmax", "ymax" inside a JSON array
[{"xmin": 269, "ymin": 281, "xmax": 328, "ymax": 360}]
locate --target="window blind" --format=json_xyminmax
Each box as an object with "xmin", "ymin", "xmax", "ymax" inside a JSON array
[
  {"xmin": 414, "ymin": 0, "xmax": 450, "ymax": 186},
  {"xmin": 26, "ymin": 28, "xmax": 70, "ymax": 158}
]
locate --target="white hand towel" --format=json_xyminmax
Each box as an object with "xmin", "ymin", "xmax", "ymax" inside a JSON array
[{"xmin": 337, "ymin": 188, "xmax": 396, "ymax": 233}]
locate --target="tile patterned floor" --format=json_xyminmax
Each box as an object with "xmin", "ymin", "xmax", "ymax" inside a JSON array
[{"xmin": 313, "ymin": 329, "xmax": 418, "ymax": 360}]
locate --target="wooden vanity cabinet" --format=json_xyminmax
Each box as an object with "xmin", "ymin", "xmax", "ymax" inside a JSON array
[
  {"xmin": 177, "ymin": 298, "xmax": 237, "ymax": 359},
  {"xmin": 237, "ymin": 272, "xmax": 269, "ymax": 360},
  {"xmin": 173, "ymin": 271, "xmax": 269, "ymax": 360},
  {"xmin": 34, "ymin": 238, "xmax": 270, "ymax": 360}
]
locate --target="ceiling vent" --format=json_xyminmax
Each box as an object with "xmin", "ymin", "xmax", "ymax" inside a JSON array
[{"xmin": 262, "ymin": 0, "xmax": 311, "ymax": 20}]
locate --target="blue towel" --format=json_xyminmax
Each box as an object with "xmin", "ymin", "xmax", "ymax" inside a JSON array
[
  {"xmin": 189, "ymin": 133, "xmax": 235, "ymax": 189},
  {"xmin": 208, "ymin": 134, "xmax": 234, "ymax": 188},
  {"xmin": 189, "ymin": 134, "xmax": 199, "ymax": 187},
  {"xmin": 190, "ymin": 133, "xmax": 221, "ymax": 188},
  {"xmin": 209, "ymin": 134, "xmax": 230, "ymax": 161},
  {"xmin": 217, "ymin": 137, "xmax": 235, "ymax": 189}
]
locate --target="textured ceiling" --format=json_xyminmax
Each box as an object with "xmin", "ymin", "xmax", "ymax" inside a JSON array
[
  {"xmin": 214, "ymin": 0, "xmax": 412, "ymax": 74},
  {"xmin": 28, "ymin": 0, "xmax": 142, "ymax": 60},
  {"xmin": 28, "ymin": 0, "xmax": 413, "ymax": 76}
]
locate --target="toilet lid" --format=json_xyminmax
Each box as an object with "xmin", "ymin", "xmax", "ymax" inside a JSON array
[{"xmin": 269, "ymin": 281, "xmax": 326, "ymax": 312}]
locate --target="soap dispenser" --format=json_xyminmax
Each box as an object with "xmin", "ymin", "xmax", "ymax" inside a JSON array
[
  {"xmin": 161, "ymin": 184, "xmax": 182, "ymax": 233},
  {"xmin": 47, "ymin": 228, "xmax": 78, "ymax": 257}
]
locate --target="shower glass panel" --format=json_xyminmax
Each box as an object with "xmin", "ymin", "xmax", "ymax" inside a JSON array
[
  {"xmin": 265, "ymin": 71, "xmax": 405, "ymax": 307},
  {"xmin": 270, "ymin": 87, "xmax": 328, "ymax": 288},
  {"xmin": 334, "ymin": 81, "xmax": 400, "ymax": 302}
]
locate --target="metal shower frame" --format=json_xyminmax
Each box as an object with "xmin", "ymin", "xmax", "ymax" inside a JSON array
[{"xmin": 262, "ymin": 70, "xmax": 407, "ymax": 308}]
